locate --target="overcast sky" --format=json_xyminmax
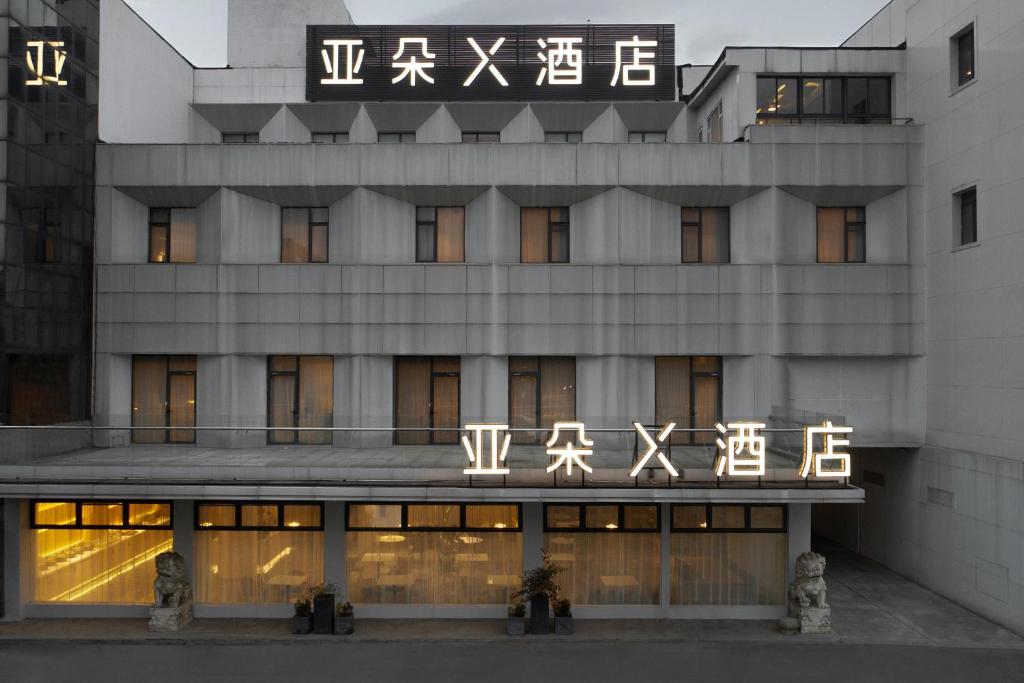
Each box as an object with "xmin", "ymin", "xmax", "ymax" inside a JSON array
[{"xmin": 124, "ymin": 0, "xmax": 890, "ymax": 67}]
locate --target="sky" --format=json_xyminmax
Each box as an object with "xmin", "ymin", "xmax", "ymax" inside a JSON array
[{"xmin": 124, "ymin": 0, "xmax": 891, "ymax": 67}]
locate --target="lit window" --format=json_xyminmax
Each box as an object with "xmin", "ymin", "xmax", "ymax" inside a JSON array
[
  {"xmin": 681, "ymin": 207, "xmax": 730, "ymax": 263},
  {"xmin": 757, "ymin": 76, "xmax": 890, "ymax": 124},
  {"xmin": 817, "ymin": 207, "xmax": 866, "ymax": 263},
  {"xmin": 520, "ymin": 207, "xmax": 569, "ymax": 263},
  {"xmin": 132, "ymin": 356, "xmax": 196, "ymax": 444},
  {"xmin": 267, "ymin": 356, "xmax": 334, "ymax": 445},
  {"xmin": 415, "ymin": 207, "xmax": 465, "ymax": 263},
  {"xmin": 281, "ymin": 207, "xmax": 329, "ymax": 263},
  {"xmin": 148, "ymin": 208, "xmax": 197, "ymax": 263},
  {"xmin": 508, "ymin": 357, "xmax": 575, "ymax": 444},
  {"xmin": 394, "ymin": 357, "xmax": 460, "ymax": 445},
  {"xmin": 953, "ymin": 24, "xmax": 976, "ymax": 88},
  {"xmin": 655, "ymin": 357, "xmax": 722, "ymax": 445}
]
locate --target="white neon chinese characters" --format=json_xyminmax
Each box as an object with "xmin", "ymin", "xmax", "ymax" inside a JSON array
[
  {"xmin": 630, "ymin": 422, "xmax": 679, "ymax": 477},
  {"xmin": 392, "ymin": 37, "xmax": 435, "ymax": 86},
  {"xmin": 464, "ymin": 37, "xmax": 508, "ymax": 87},
  {"xmin": 546, "ymin": 422, "xmax": 594, "ymax": 475},
  {"xmin": 714, "ymin": 422, "xmax": 766, "ymax": 477},
  {"xmin": 321, "ymin": 39, "xmax": 365, "ymax": 85},
  {"xmin": 26, "ymin": 40, "xmax": 67, "ymax": 87},
  {"xmin": 536, "ymin": 37, "xmax": 582, "ymax": 85},
  {"xmin": 461, "ymin": 424, "xmax": 511, "ymax": 475},
  {"xmin": 800, "ymin": 421, "xmax": 852, "ymax": 478},
  {"xmin": 610, "ymin": 35, "xmax": 657, "ymax": 86}
]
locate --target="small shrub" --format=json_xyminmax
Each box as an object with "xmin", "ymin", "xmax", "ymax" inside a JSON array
[{"xmin": 508, "ymin": 602, "xmax": 526, "ymax": 618}]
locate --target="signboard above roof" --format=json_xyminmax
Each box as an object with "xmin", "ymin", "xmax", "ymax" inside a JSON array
[{"xmin": 306, "ymin": 24, "xmax": 676, "ymax": 102}]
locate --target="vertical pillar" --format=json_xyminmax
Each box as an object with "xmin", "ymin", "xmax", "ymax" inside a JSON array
[
  {"xmin": 522, "ymin": 502, "xmax": 543, "ymax": 571},
  {"xmin": 324, "ymin": 502, "xmax": 346, "ymax": 597},
  {"xmin": 172, "ymin": 500, "xmax": 195, "ymax": 585},
  {"xmin": 1, "ymin": 499, "xmax": 25, "ymax": 622},
  {"xmin": 787, "ymin": 503, "xmax": 812, "ymax": 585},
  {"xmin": 659, "ymin": 503, "xmax": 671, "ymax": 613}
]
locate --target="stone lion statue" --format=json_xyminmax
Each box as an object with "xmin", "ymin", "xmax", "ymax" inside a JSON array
[
  {"xmin": 789, "ymin": 551, "xmax": 828, "ymax": 612},
  {"xmin": 153, "ymin": 551, "xmax": 192, "ymax": 608}
]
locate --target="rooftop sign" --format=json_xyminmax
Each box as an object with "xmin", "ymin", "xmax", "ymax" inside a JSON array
[{"xmin": 306, "ymin": 24, "xmax": 676, "ymax": 102}]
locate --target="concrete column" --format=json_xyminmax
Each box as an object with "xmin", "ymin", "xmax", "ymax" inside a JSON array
[
  {"xmin": 173, "ymin": 500, "xmax": 195, "ymax": 586},
  {"xmin": 522, "ymin": 502, "xmax": 543, "ymax": 571},
  {"xmin": 324, "ymin": 502, "xmax": 346, "ymax": 597},
  {"xmin": 1, "ymin": 500, "xmax": 25, "ymax": 622},
  {"xmin": 787, "ymin": 503, "xmax": 812, "ymax": 586},
  {"xmin": 659, "ymin": 503, "xmax": 671, "ymax": 613}
]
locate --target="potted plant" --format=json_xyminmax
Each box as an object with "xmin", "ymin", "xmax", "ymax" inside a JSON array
[
  {"xmin": 553, "ymin": 598, "xmax": 574, "ymax": 635},
  {"xmin": 507, "ymin": 601, "xmax": 527, "ymax": 636},
  {"xmin": 291, "ymin": 599, "xmax": 313, "ymax": 634},
  {"xmin": 334, "ymin": 600, "xmax": 355, "ymax": 635},
  {"xmin": 311, "ymin": 581, "xmax": 339, "ymax": 634},
  {"xmin": 512, "ymin": 551, "xmax": 565, "ymax": 635}
]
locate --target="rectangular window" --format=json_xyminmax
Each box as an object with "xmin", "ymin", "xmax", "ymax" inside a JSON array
[
  {"xmin": 681, "ymin": 207, "xmax": 730, "ymax": 263},
  {"xmin": 394, "ymin": 357, "xmax": 460, "ymax": 445},
  {"xmin": 544, "ymin": 131, "xmax": 583, "ymax": 143},
  {"xmin": 543, "ymin": 504, "xmax": 661, "ymax": 606},
  {"xmin": 131, "ymin": 355, "xmax": 196, "ymax": 444},
  {"xmin": 954, "ymin": 24, "xmax": 976, "ymax": 87},
  {"xmin": 670, "ymin": 504, "xmax": 787, "ymax": 606},
  {"xmin": 520, "ymin": 207, "xmax": 569, "ymax": 263},
  {"xmin": 706, "ymin": 102, "xmax": 723, "ymax": 143},
  {"xmin": 955, "ymin": 187, "xmax": 978, "ymax": 246},
  {"xmin": 757, "ymin": 76, "xmax": 891, "ymax": 124},
  {"xmin": 655, "ymin": 357, "xmax": 722, "ymax": 445},
  {"xmin": 627, "ymin": 131, "xmax": 666, "ymax": 143},
  {"xmin": 222, "ymin": 132, "xmax": 259, "ymax": 143},
  {"xmin": 148, "ymin": 208, "xmax": 197, "ymax": 263},
  {"xmin": 378, "ymin": 131, "xmax": 415, "ymax": 143},
  {"xmin": 281, "ymin": 207, "xmax": 329, "ymax": 263},
  {"xmin": 461, "ymin": 131, "xmax": 499, "ymax": 143},
  {"xmin": 508, "ymin": 357, "xmax": 575, "ymax": 444},
  {"xmin": 267, "ymin": 356, "xmax": 334, "ymax": 445},
  {"xmin": 415, "ymin": 207, "xmax": 465, "ymax": 263},
  {"xmin": 312, "ymin": 131, "xmax": 349, "ymax": 143},
  {"xmin": 22, "ymin": 208, "xmax": 60, "ymax": 264},
  {"xmin": 817, "ymin": 207, "xmax": 866, "ymax": 263},
  {"xmin": 6, "ymin": 354, "xmax": 71, "ymax": 425},
  {"xmin": 31, "ymin": 500, "xmax": 173, "ymax": 604}
]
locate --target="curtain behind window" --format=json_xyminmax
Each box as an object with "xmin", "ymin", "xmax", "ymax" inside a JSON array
[
  {"xmin": 539, "ymin": 357, "xmax": 575, "ymax": 436},
  {"xmin": 655, "ymin": 357, "xmax": 691, "ymax": 443},
  {"xmin": 170, "ymin": 209, "xmax": 197, "ymax": 263},
  {"xmin": 195, "ymin": 531, "xmax": 324, "ymax": 605},
  {"xmin": 520, "ymin": 208, "xmax": 549, "ymax": 263},
  {"xmin": 544, "ymin": 532, "xmax": 660, "ymax": 605},
  {"xmin": 817, "ymin": 208, "xmax": 845, "ymax": 262},
  {"xmin": 395, "ymin": 358, "xmax": 431, "ymax": 445},
  {"xmin": 298, "ymin": 356, "xmax": 333, "ymax": 444},
  {"xmin": 701, "ymin": 208, "xmax": 730, "ymax": 263},
  {"xmin": 132, "ymin": 357, "xmax": 167, "ymax": 444},
  {"xmin": 436, "ymin": 207, "xmax": 465, "ymax": 263},
  {"xmin": 670, "ymin": 533, "xmax": 786, "ymax": 605},
  {"xmin": 281, "ymin": 208, "xmax": 308, "ymax": 263}
]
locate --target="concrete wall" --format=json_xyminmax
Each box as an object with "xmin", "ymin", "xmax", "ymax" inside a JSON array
[{"xmin": 227, "ymin": 0, "xmax": 352, "ymax": 68}]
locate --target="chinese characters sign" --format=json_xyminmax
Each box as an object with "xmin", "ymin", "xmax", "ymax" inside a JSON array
[{"xmin": 306, "ymin": 25, "xmax": 675, "ymax": 102}]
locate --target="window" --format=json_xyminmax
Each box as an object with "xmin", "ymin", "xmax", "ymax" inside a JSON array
[
  {"xmin": 222, "ymin": 132, "xmax": 259, "ymax": 143},
  {"xmin": 756, "ymin": 76, "xmax": 891, "ymax": 124},
  {"xmin": 31, "ymin": 500, "xmax": 173, "ymax": 604},
  {"xmin": 281, "ymin": 207, "xmax": 329, "ymax": 263},
  {"xmin": 22, "ymin": 208, "xmax": 59, "ymax": 264},
  {"xmin": 415, "ymin": 207, "xmax": 465, "ymax": 263},
  {"xmin": 543, "ymin": 504, "xmax": 660, "ymax": 606},
  {"xmin": 131, "ymin": 356, "xmax": 196, "ymax": 444},
  {"xmin": 670, "ymin": 504, "xmax": 787, "ymax": 606},
  {"xmin": 627, "ymin": 131, "xmax": 666, "ymax": 143},
  {"xmin": 817, "ymin": 207, "xmax": 866, "ymax": 263},
  {"xmin": 544, "ymin": 131, "xmax": 583, "ymax": 143},
  {"xmin": 6, "ymin": 354, "xmax": 71, "ymax": 425},
  {"xmin": 508, "ymin": 357, "xmax": 575, "ymax": 444},
  {"xmin": 312, "ymin": 131, "xmax": 349, "ymax": 143},
  {"xmin": 520, "ymin": 207, "xmax": 569, "ymax": 263},
  {"xmin": 394, "ymin": 357, "xmax": 460, "ymax": 445},
  {"xmin": 696, "ymin": 127, "xmax": 703, "ymax": 143},
  {"xmin": 267, "ymin": 356, "xmax": 334, "ymax": 445},
  {"xmin": 378, "ymin": 131, "xmax": 415, "ymax": 143},
  {"xmin": 706, "ymin": 102, "xmax": 723, "ymax": 143},
  {"xmin": 953, "ymin": 24, "xmax": 976, "ymax": 88},
  {"xmin": 195, "ymin": 502, "xmax": 323, "ymax": 606},
  {"xmin": 461, "ymin": 131, "xmax": 499, "ymax": 143},
  {"xmin": 655, "ymin": 357, "xmax": 722, "ymax": 445},
  {"xmin": 681, "ymin": 207, "xmax": 730, "ymax": 263},
  {"xmin": 148, "ymin": 208, "xmax": 197, "ymax": 263},
  {"xmin": 346, "ymin": 503, "xmax": 521, "ymax": 605},
  {"xmin": 955, "ymin": 187, "xmax": 978, "ymax": 247}
]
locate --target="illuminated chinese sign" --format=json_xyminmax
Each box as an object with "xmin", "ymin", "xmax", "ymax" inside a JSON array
[{"xmin": 306, "ymin": 25, "xmax": 675, "ymax": 101}]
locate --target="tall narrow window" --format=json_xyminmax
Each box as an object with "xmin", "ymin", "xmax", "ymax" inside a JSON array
[
  {"xmin": 394, "ymin": 357, "xmax": 460, "ymax": 445},
  {"xmin": 817, "ymin": 207, "xmax": 866, "ymax": 263},
  {"xmin": 22, "ymin": 208, "xmax": 60, "ymax": 264},
  {"xmin": 415, "ymin": 207, "xmax": 465, "ymax": 263},
  {"xmin": 148, "ymin": 208, "xmax": 197, "ymax": 263},
  {"xmin": 461, "ymin": 131, "xmax": 499, "ymax": 143},
  {"xmin": 132, "ymin": 355, "xmax": 196, "ymax": 444},
  {"xmin": 706, "ymin": 102, "xmax": 723, "ymax": 143},
  {"xmin": 267, "ymin": 356, "xmax": 334, "ymax": 445},
  {"xmin": 509, "ymin": 357, "xmax": 576, "ymax": 444},
  {"xmin": 520, "ymin": 207, "xmax": 569, "ymax": 263},
  {"xmin": 681, "ymin": 208, "xmax": 730, "ymax": 263},
  {"xmin": 954, "ymin": 24, "xmax": 976, "ymax": 87},
  {"xmin": 655, "ymin": 357, "xmax": 722, "ymax": 445},
  {"xmin": 281, "ymin": 207, "xmax": 329, "ymax": 263},
  {"xmin": 955, "ymin": 187, "xmax": 978, "ymax": 247}
]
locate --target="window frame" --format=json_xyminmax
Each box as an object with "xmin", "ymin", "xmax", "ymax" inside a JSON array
[
  {"xmin": 654, "ymin": 356, "xmax": 723, "ymax": 446},
  {"xmin": 311, "ymin": 131, "xmax": 349, "ymax": 143},
  {"xmin": 520, "ymin": 207, "xmax": 570, "ymax": 264},
  {"xmin": 30, "ymin": 500, "xmax": 174, "ymax": 530},
  {"xmin": 543, "ymin": 503, "xmax": 662, "ymax": 533},
  {"xmin": 345, "ymin": 502, "xmax": 522, "ymax": 532},
  {"xmin": 680, "ymin": 207, "xmax": 731, "ymax": 263},
  {"xmin": 392, "ymin": 356, "xmax": 462, "ymax": 445},
  {"xmin": 706, "ymin": 101, "xmax": 723, "ymax": 143},
  {"xmin": 280, "ymin": 207, "xmax": 329, "ymax": 264},
  {"xmin": 22, "ymin": 208, "xmax": 60, "ymax": 264},
  {"xmin": 816, "ymin": 207, "xmax": 866, "ymax": 263},
  {"xmin": 415, "ymin": 206, "xmax": 465, "ymax": 263},
  {"xmin": 670, "ymin": 504, "xmax": 788, "ymax": 533},
  {"xmin": 131, "ymin": 355, "xmax": 197, "ymax": 444},
  {"xmin": 266, "ymin": 355, "xmax": 334, "ymax": 445},
  {"xmin": 627, "ymin": 131, "xmax": 667, "ymax": 143},
  {"xmin": 148, "ymin": 207, "xmax": 196, "ymax": 264},
  {"xmin": 461, "ymin": 131, "xmax": 500, "ymax": 143},
  {"xmin": 222, "ymin": 132, "xmax": 259, "ymax": 143},
  {"xmin": 507, "ymin": 356, "xmax": 577, "ymax": 444},
  {"xmin": 544, "ymin": 131, "xmax": 583, "ymax": 143},
  {"xmin": 194, "ymin": 501, "xmax": 325, "ymax": 531},
  {"xmin": 755, "ymin": 75, "xmax": 892, "ymax": 124},
  {"xmin": 952, "ymin": 22, "xmax": 977, "ymax": 90},
  {"xmin": 955, "ymin": 186, "xmax": 978, "ymax": 247},
  {"xmin": 378, "ymin": 131, "xmax": 416, "ymax": 143}
]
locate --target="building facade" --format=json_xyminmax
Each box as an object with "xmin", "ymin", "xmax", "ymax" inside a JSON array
[{"xmin": 0, "ymin": 0, "xmax": 1019, "ymax": 632}]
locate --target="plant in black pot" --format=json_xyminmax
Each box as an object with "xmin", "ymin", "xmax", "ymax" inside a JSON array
[
  {"xmin": 512, "ymin": 551, "xmax": 565, "ymax": 635},
  {"xmin": 291, "ymin": 598, "xmax": 313, "ymax": 634},
  {"xmin": 311, "ymin": 581, "xmax": 339, "ymax": 634},
  {"xmin": 506, "ymin": 601, "xmax": 527, "ymax": 636},
  {"xmin": 553, "ymin": 598, "xmax": 574, "ymax": 635},
  {"xmin": 334, "ymin": 600, "xmax": 355, "ymax": 635}
]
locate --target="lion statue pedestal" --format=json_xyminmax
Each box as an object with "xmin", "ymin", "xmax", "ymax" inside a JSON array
[
  {"xmin": 149, "ymin": 551, "xmax": 193, "ymax": 632},
  {"xmin": 779, "ymin": 551, "xmax": 831, "ymax": 634}
]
